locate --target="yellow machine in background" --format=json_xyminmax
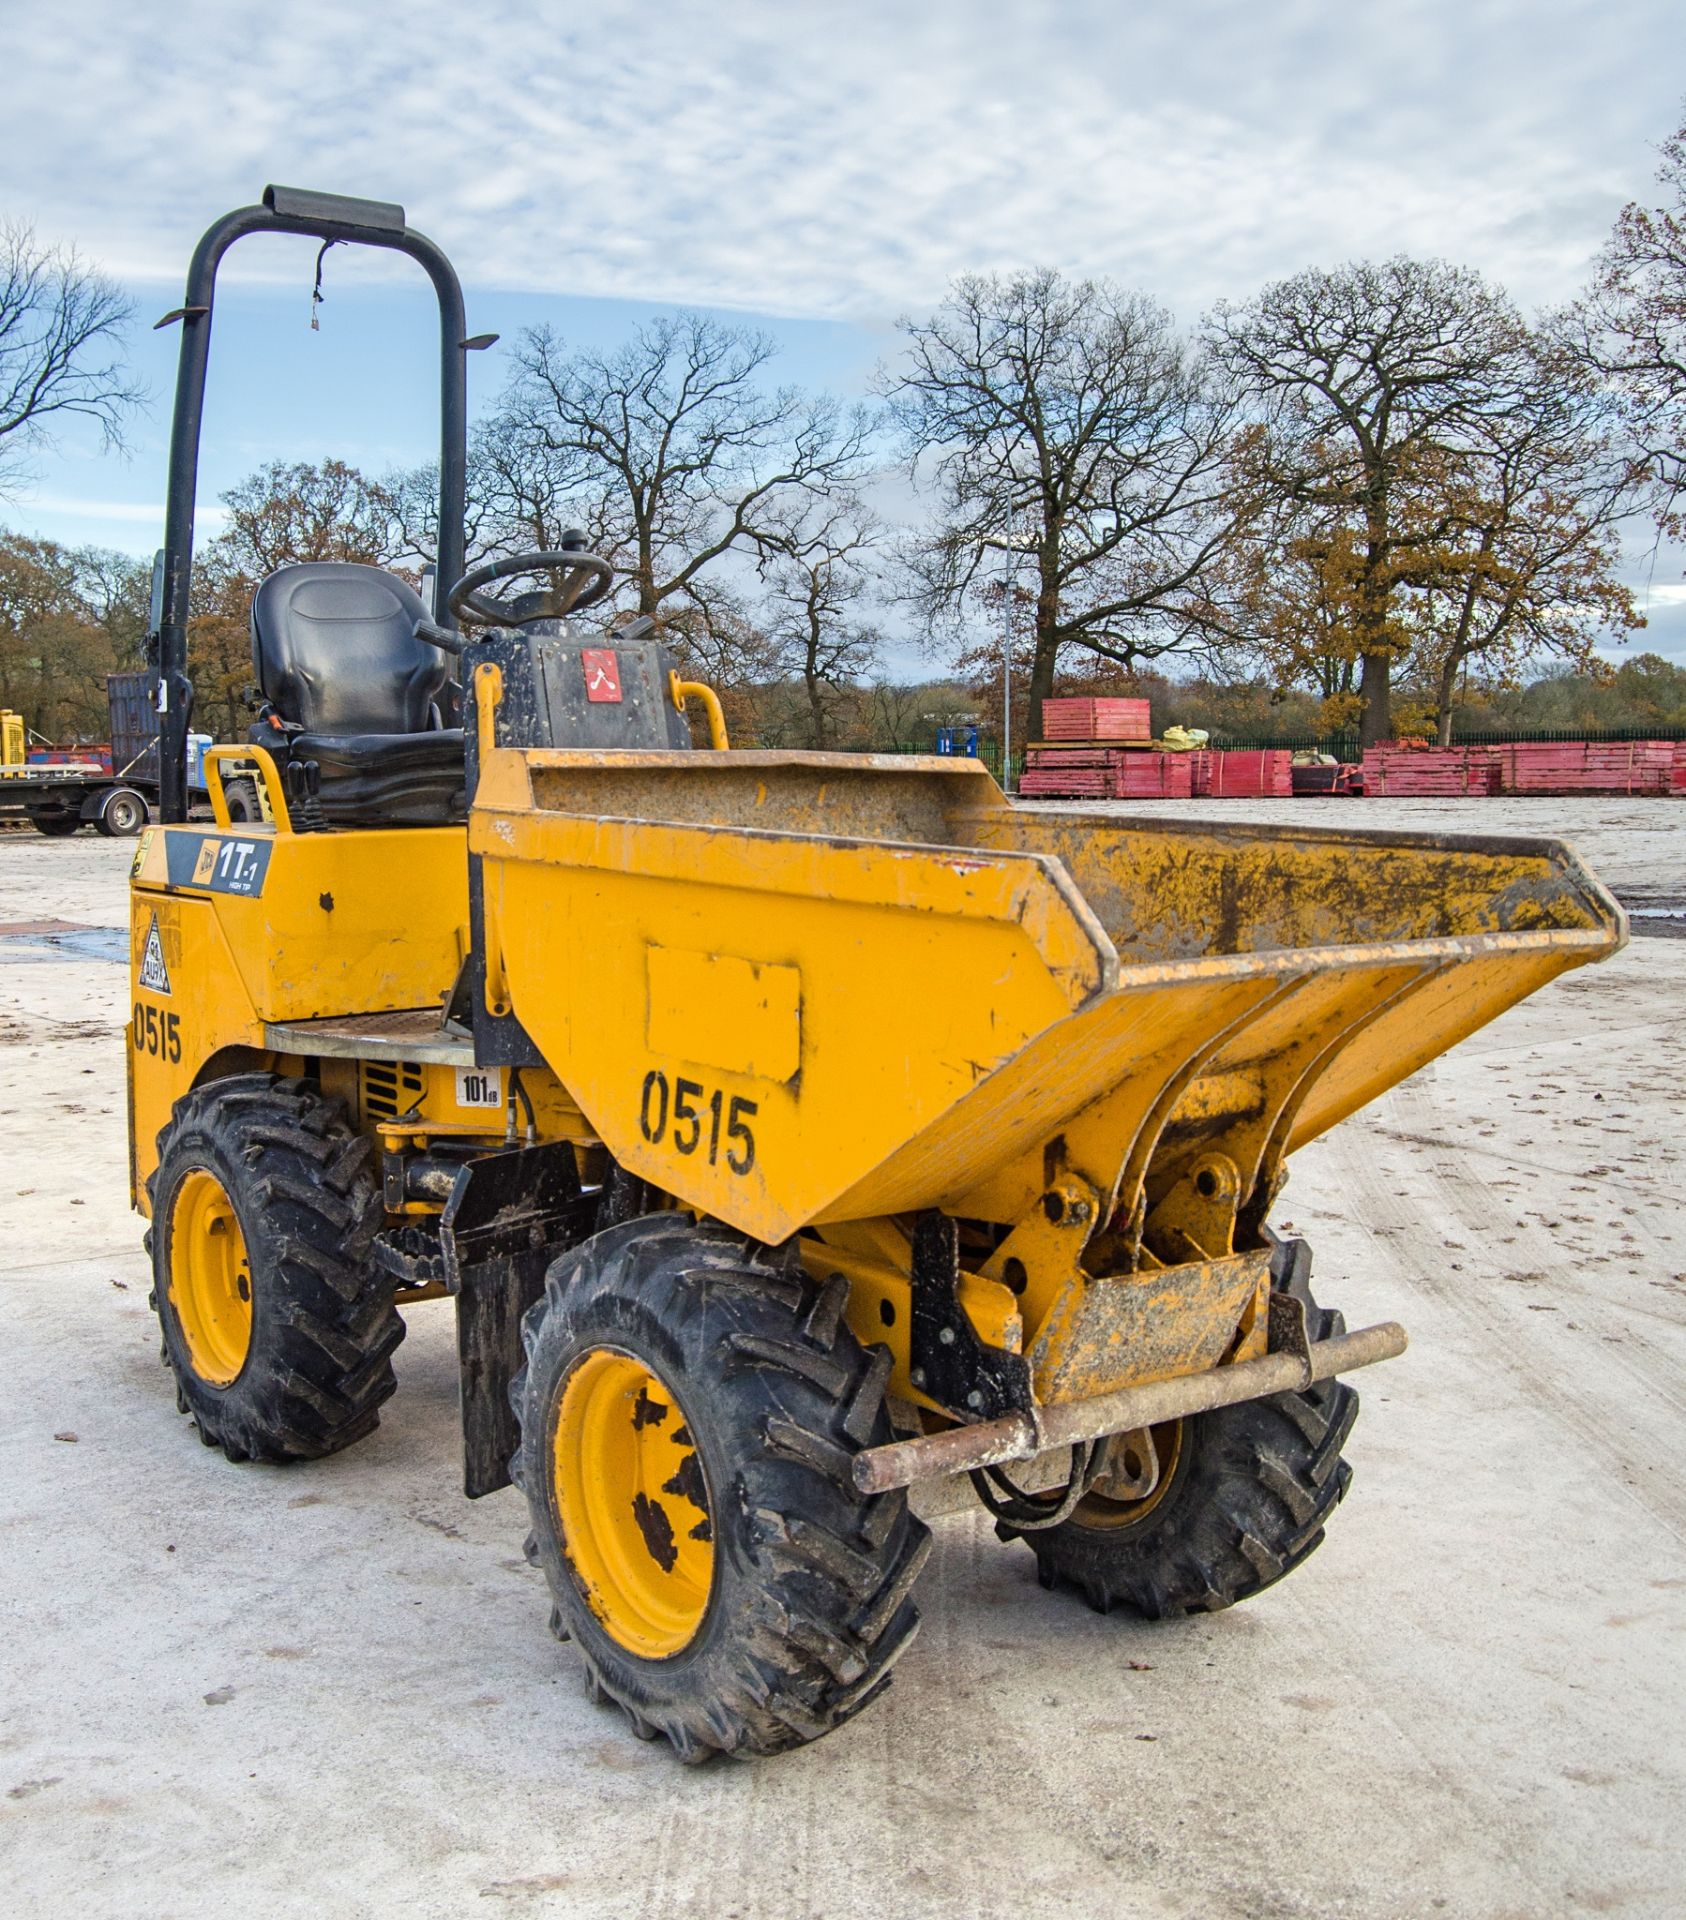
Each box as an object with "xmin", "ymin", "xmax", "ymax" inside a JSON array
[{"xmin": 129, "ymin": 187, "xmax": 1626, "ymax": 1764}]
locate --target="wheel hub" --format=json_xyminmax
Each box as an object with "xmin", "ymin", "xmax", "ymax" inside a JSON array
[
  {"xmin": 1072, "ymin": 1418, "xmax": 1183, "ymax": 1529},
  {"xmin": 168, "ymin": 1168, "xmax": 254, "ymax": 1386},
  {"xmin": 551, "ymin": 1348, "xmax": 715, "ymax": 1658}
]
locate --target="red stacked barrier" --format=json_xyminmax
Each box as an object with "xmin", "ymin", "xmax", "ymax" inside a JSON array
[
  {"xmin": 1021, "ymin": 731, "xmax": 1684, "ymax": 801},
  {"xmin": 1023, "ymin": 747, "xmax": 1114, "ymax": 767},
  {"xmin": 1491, "ymin": 740, "xmax": 1673, "ymax": 795},
  {"xmin": 1114, "ymin": 753, "xmax": 1192, "ymax": 798},
  {"xmin": 1189, "ymin": 749, "xmax": 1293, "ymax": 797},
  {"xmin": 1018, "ymin": 766, "xmax": 1112, "ymax": 797},
  {"xmin": 1361, "ymin": 746, "xmax": 1499, "ymax": 796},
  {"xmin": 1040, "ymin": 697, "xmax": 1153, "ymax": 741},
  {"xmin": 1019, "ymin": 743, "xmax": 1191, "ymax": 798}
]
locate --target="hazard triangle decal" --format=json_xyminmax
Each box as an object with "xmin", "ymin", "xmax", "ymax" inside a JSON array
[{"xmin": 138, "ymin": 913, "xmax": 171, "ymax": 995}]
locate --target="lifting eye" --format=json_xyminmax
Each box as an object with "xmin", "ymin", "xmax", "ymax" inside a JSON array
[{"xmin": 1190, "ymin": 1157, "xmax": 1240, "ymax": 1204}]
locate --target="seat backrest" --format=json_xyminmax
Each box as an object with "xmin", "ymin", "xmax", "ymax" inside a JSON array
[{"xmin": 250, "ymin": 562, "xmax": 446, "ymax": 735}]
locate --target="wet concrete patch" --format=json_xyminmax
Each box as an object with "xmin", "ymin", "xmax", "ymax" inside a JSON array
[
  {"xmin": 0, "ymin": 923, "xmax": 128, "ymax": 963},
  {"xmin": 1620, "ymin": 898, "xmax": 1686, "ymax": 939}
]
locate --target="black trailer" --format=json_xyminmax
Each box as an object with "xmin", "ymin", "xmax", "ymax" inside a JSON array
[
  {"xmin": 0, "ymin": 673, "xmax": 204, "ymax": 838},
  {"xmin": 0, "ymin": 759, "xmax": 150, "ymax": 837}
]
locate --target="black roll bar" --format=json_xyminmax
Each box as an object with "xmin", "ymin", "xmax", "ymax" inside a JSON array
[{"xmin": 153, "ymin": 185, "xmax": 471, "ymax": 822}]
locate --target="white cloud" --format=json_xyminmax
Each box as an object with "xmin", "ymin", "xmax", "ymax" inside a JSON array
[
  {"xmin": 20, "ymin": 497, "xmax": 225, "ymax": 527},
  {"xmin": 5, "ymin": 1, "xmax": 1679, "ymax": 323}
]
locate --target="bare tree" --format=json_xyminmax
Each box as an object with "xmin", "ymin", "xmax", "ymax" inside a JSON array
[
  {"xmin": 868, "ymin": 679, "xmax": 926, "ymax": 751},
  {"xmin": 1412, "ymin": 342, "xmax": 1639, "ymax": 743},
  {"xmin": 657, "ymin": 596, "xmax": 784, "ymax": 744},
  {"xmin": 215, "ymin": 458, "xmax": 400, "ymax": 575},
  {"xmin": 884, "ymin": 270, "xmax": 1247, "ymax": 737},
  {"xmin": 1206, "ymin": 258, "xmax": 1541, "ymax": 745},
  {"xmin": 1571, "ymin": 109, "xmax": 1686, "ymax": 547},
  {"xmin": 482, "ymin": 314, "xmax": 871, "ymax": 640},
  {"xmin": 759, "ymin": 499, "xmax": 882, "ymax": 747},
  {"xmin": 388, "ymin": 412, "xmax": 584, "ymax": 582},
  {"xmin": 0, "ymin": 221, "xmax": 145, "ymax": 494}
]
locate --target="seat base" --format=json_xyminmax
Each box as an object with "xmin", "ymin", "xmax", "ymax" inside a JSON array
[{"xmin": 269, "ymin": 728, "xmax": 466, "ymax": 828}]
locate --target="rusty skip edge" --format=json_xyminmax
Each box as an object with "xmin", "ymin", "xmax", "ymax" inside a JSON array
[{"xmin": 851, "ymin": 1319, "xmax": 1409, "ymax": 1495}]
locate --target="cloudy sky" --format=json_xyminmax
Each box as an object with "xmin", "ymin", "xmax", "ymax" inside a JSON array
[{"xmin": 4, "ymin": 0, "xmax": 1683, "ymax": 654}]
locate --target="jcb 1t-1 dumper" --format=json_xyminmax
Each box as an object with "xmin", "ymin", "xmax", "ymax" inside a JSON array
[{"xmin": 128, "ymin": 188, "xmax": 1626, "ymax": 1762}]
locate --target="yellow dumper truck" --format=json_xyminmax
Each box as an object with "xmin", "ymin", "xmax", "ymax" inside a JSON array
[{"xmin": 129, "ymin": 189, "xmax": 1625, "ymax": 1761}]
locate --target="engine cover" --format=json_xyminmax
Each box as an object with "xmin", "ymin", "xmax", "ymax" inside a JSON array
[{"xmin": 465, "ymin": 623, "xmax": 692, "ymax": 753}]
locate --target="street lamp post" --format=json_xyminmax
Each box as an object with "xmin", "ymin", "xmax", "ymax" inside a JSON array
[{"xmin": 981, "ymin": 499, "xmax": 1031, "ymax": 794}]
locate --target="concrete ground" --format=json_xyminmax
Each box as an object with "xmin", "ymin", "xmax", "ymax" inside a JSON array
[{"xmin": 2, "ymin": 798, "xmax": 1683, "ymax": 1920}]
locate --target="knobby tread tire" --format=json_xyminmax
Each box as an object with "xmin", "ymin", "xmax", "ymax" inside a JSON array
[
  {"xmin": 511, "ymin": 1216, "xmax": 931, "ymax": 1762},
  {"xmin": 147, "ymin": 1072, "xmax": 402, "ymax": 1462},
  {"xmin": 222, "ymin": 778, "xmax": 262, "ymax": 826},
  {"xmin": 1000, "ymin": 1234, "xmax": 1358, "ymax": 1618}
]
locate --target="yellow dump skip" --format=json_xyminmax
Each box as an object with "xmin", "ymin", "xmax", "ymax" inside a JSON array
[{"xmin": 472, "ymin": 746, "xmax": 1625, "ymax": 1249}]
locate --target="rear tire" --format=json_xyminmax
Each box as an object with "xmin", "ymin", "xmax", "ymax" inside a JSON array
[
  {"xmin": 997, "ymin": 1237, "xmax": 1358, "ymax": 1617},
  {"xmin": 147, "ymin": 1073, "xmax": 403, "ymax": 1462},
  {"xmin": 95, "ymin": 787, "xmax": 148, "ymax": 837},
  {"xmin": 28, "ymin": 809, "xmax": 80, "ymax": 836},
  {"xmin": 512, "ymin": 1216, "xmax": 930, "ymax": 1761}
]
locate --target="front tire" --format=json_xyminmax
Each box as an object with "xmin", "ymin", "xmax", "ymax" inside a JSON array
[
  {"xmin": 512, "ymin": 1217, "xmax": 931, "ymax": 1761},
  {"xmin": 147, "ymin": 1074, "xmax": 403, "ymax": 1462},
  {"xmin": 998, "ymin": 1237, "xmax": 1358, "ymax": 1616}
]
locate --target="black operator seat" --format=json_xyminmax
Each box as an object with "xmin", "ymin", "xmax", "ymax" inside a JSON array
[{"xmin": 249, "ymin": 562, "xmax": 465, "ymax": 827}]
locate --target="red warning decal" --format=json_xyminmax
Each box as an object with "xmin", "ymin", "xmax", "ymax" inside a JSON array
[{"xmin": 582, "ymin": 649, "xmax": 623, "ymax": 703}]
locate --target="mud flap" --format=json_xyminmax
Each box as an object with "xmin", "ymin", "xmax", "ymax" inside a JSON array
[
  {"xmin": 456, "ymin": 1255, "xmax": 551, "ymax": 1498},
  {"xmin": 442, "ymin": 1141, "xmax": 599, "ymax": 1497}
]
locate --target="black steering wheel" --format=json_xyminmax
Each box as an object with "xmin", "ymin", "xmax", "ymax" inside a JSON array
[{"xmin": 446, "ymin": 547, "xmax": 614, "ymax": 628}]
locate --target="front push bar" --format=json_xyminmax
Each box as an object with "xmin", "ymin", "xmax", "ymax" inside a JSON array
[{"xmin": 851, "ymin": 1318, "xmax": 1408, "ymax": 1495}]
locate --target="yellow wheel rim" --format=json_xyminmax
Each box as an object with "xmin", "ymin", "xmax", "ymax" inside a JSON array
[
  {"xmin": 168, "ymin": 1168, "xmax": 254, "ymax": 1387},
  {"xmin": 1072, "ymin": 1419, "xmax": 1186, "ymax": 1530},
  {"xmin": 552, "ymin": 1348, "xmax": 715, "ymax": 1659}
]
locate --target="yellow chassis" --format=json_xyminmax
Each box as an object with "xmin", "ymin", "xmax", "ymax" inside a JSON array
[{"xmin": 128, "ymin": 722, "xmax": 1623, "ymax": 1451}]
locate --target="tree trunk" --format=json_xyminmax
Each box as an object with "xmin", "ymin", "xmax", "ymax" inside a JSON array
[
  {"xmin": 636, "ymin": 518, "xmax": 659, "ymax": 618},
  {"xmin": 801, "ymin": 598, "xmax": 826, "ymax": 749},
  {"xmin": 1025, "ymin": 640, "xmax": 1055, "ymax": 748},
  {"xmin": 1356, "ymin": 505, "xmax": 1393, "ymax": 748},
  {"xmin": 1026, "ymin": 571, "xmax": 1065, "ymax": 745},
  {"xmin": 1438, "ymin": 556, "xmax": 1485, "ymax": 749},
  {"xmin": 803, "ymin": 653, "xmax": 826, "ymax": 749},
  {"xmin": 1358, "ymin": 650, "xmax": 1392, "ymax": 748},
  {"xmin": 1434, "ymin": 650, "xmax": 1461, "ymax": 748}
]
